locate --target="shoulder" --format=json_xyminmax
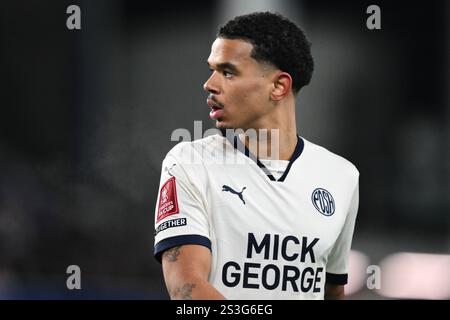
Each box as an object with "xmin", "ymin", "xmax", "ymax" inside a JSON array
[
  {"xmin": 159, "ymin": 136, "xmax": 225, "ymax": 193},
  {"xmin": 165, "ymin": 134, "xmax": 226, "ymax": 163},
  {"xmin": 302, "ymin": 137, "xmax": 359, "ymax": 180}
]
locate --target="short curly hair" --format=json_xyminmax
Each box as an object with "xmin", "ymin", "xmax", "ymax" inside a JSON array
[{"xmin": 218, "ymin": 12, "xmax": 314, "ymax": 94}]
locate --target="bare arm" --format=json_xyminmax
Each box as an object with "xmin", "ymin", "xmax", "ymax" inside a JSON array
[
  {"xmin": 324, "ymin": 283, "xmax": 345, "ymax": 300},
  {"xmin": 162, "ymin": 244, "xmax": 226, "ymax": 300}
]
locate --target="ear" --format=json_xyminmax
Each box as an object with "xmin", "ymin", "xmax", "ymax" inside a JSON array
[{"xmin": 270, "ymin": 72, "xmax": 292, "ymax": 101}]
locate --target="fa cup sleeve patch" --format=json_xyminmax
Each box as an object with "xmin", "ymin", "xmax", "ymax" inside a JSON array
[{"xmin": 157, "ymin": 176, "xmax": 179, "ymax": 223}]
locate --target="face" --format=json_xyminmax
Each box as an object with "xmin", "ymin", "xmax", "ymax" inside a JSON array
[{"xmin": 204, "ymin": 38, "xmax": 276, "ymax": 130}]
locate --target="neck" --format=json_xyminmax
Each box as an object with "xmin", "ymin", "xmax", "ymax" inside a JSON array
[{"xmin": 239, "ymin": 98, "xmax": 298, "ymax": 161}]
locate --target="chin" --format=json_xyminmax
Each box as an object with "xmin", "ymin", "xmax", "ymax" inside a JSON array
[
  {"xmin": 215, "ymin": 120, "xmax": 229, "ymax": 129},
  {"xmin": 214, "ymin": 118, "xmax": 247, "ymax": 132}
]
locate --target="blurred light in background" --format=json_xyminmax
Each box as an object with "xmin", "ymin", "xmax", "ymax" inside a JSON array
[
  {"xmin": 378, "ymin": 253, "xmax": 450, "ymax": 300},
  {"xmin": 345, "ymin": 250, "xmax": 370, "ymax": 296}
]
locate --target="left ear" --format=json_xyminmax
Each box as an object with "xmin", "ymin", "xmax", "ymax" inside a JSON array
[{"xmin": 270, "ymin": 72, "xmax": 292, "ymax": 101}]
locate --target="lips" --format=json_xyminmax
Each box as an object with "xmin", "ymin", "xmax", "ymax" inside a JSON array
[
  {"xmin": 207, "ymin": 98, "xmax": 224, "ymax": 120},
  {"xmin": 207, "ymin": 98, "xmax": 223, "ymax": 109}
]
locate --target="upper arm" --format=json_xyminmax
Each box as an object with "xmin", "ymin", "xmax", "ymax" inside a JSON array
[
  {"xmin": 162, "ymin": 244, "xmax": 213, "ymax": 299},
  {"xmin": 325, "ymin": 283, "xmax": 345, "ymax": 300},
  {"xmin": 154, "ymin": 154, "xmax": 211, "ymax": 257},
  {"xmin": 326, "ymin": 182, "xmax": 359, "ymax": 286},
  {"xmin": 154, "ymin": 152, "xmax": 224, "ymax": 299}
]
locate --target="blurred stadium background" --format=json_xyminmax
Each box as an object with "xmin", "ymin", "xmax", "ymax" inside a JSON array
[{"xmin": 0, "ymin": 0, "xmax": 449, "ymax": 299}]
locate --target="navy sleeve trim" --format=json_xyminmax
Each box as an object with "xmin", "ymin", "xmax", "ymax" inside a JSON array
[
  {"xmin": 326, "ymin": 272, "xmax": 348, "ymax": 285},
  {"xmin": 154, "ymin": 234, "xmax": 211, "ymax": 263}
]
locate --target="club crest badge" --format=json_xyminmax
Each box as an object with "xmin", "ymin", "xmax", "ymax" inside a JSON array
[{"xmin": 311, "ymin": 188, "xmax": 335, "ymax": 216}]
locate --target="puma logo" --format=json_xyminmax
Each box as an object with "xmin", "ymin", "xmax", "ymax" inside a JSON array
[{"xmin": 222, "ymin": 185, "xmax": 246, "ymax": 205}]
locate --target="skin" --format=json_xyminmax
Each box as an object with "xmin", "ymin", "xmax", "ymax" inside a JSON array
[
  {"xmin": 162, "ymin": 38, "xmax": 345, "ymax": 300},
  {"xmin": 325, "ymin": 283, "xmax": 346, "ymax": 299},
  {"xmin": 162, "ymin": 245, "xmax": 225, "ymax": 299}
]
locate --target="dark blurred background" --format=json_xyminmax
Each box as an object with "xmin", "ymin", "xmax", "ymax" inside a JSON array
[{"xmin": 0, "ymin": 0, "xmax": 448, "ymax": 299}]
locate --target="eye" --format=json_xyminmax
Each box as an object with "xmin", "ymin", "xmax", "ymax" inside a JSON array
[{"xmin": 223, "ymin": 70, "xmax": 233, "ymax": 78}]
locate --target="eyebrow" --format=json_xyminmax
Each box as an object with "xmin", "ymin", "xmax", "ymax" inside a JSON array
[{"xmin": 207, "ymin": 61, "xmax": 239, "ymax": 73}]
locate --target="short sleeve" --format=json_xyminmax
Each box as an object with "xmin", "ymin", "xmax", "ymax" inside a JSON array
[
  {"xmin": 325, "ymin": 182, "xmax": 359, "ymax": 285},
  {"xmin": 153, "ymin": 153, "xmax": 211, "ymax": 263}
]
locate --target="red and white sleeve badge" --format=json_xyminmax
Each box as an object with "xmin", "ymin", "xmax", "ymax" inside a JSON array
[{"xmin": 156, "ymin": 176, "xmax": 179, "ymax": 223}]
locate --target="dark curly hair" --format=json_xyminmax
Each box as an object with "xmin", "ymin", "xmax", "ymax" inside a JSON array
[{"xmin": 218, "ymin": 12, "xmax": 314, "ymax": 94}]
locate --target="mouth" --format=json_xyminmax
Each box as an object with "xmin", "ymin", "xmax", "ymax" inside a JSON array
[{"xmin": 207, "ymin": 98, "xmax": 224, "ymax": 120}]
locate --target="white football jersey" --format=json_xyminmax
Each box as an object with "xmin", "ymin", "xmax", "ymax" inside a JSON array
[{"xmin": 154, "ymin": 134, "xmax": 359, "ymax": 300}]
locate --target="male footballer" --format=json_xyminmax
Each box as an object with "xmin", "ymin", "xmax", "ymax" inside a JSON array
[{"xmin": 154, "ymin": 12, "xmax": 359, "ymax": 300}]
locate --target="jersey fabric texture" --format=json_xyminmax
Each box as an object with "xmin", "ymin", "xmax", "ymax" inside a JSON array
[{"xmin": 154, "ymin": 134, "xmax": 359, "ymax": 299}]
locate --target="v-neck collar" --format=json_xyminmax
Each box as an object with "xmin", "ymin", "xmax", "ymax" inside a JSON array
[{"xmin": 226, "ymin": 133, "xmax": 304, "ymax": 182}]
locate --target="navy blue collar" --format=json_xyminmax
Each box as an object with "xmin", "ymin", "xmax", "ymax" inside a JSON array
[{"xmin": 226, "ymin": 133, "xmax": 304, "ymax": 182}]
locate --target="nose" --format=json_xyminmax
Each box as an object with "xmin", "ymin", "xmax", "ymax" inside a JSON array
[{"xmin": 203, "ymin": 72, "xmax": 220, "ymax": 94}]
